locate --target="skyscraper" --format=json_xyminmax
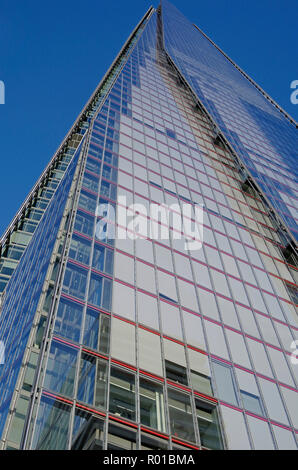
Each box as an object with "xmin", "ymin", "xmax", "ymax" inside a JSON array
[{"xmin": 0, "ymin": 1, "xmax": 297, "ymax": 450}]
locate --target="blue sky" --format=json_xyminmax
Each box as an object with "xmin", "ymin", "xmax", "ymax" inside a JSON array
[{"xmin": 0, "ymin": 0, "xmax": 297, "ymax": 237}]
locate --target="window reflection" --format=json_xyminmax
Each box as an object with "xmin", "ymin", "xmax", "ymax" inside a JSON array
[
  {"xmin": 69, "ymin": 234, "xmax": 91, "ymax": 266},
  {"xmin": 77, "ymin": 353, "xmax": 108, "ymax": 410},
  {"xmin": 83, "ymin": 309, "xmax": 110, "ymax": 354},
  {"xmin": 72, "ymin": 411, "xmax": 104, "ymax": 450},
  {"xmin": 54, "ymin": 298, "xmax": 83, "ymax": 343},
  {"xmin": 62, "ymin": 263, "xmax": 88, "ymax": 300},
  {"xmin": 33, "ymin": 396, "xmax": 71, "ymax": 450},
  {"xmin": 44, "ymin": 340, "xmax": 78, "ymax": 397}
]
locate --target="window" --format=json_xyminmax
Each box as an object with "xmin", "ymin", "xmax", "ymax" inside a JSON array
[
  {"xmin": 100, "ymin": 180, "xmax": 117, "ymax": 200},
  {"xmin": 285, "ymin": 282, "xmax": 298, "ymax": 305},
  {"xmin": 183, "ymin": 312, "xmax": 206, "ymax": 350},
  {"xmin": 74, "ymin": 210, "xmax": 94, "ymax": 237},
  {"xmin": 77, "ymin": 353, "xmax": 108, "ymax": 409},
  {"xmin": 112, "ymin": 281, "xmax": 135, "ymax": 321},
  {"xmin": 19, "ymin": 219, "xmax": 38, "ymax": 234},
  {"xmin": 32, "ymin": 396, "xmax": 71, "ymax": 450},
  {"xmin": 92, "ymin": 243, "xmax": 114, "ymax": 275},
  {"xmin": 82, "ymin": 173, "xmax": 99, "ymax": 193},
  {"xmin": 165, "ymin": 360, "xmax": 188, "ymax": 386},
  {"xmin": 139, "ymin": 378, "xmax": 166, "ymax": 433},
  {"xmin": 195, "ymin": 399, "xmax": 223, "ymax": 449},
  {"xmin": 69, "ymin": 234, "xmax": 91, "ymax": 266},
  {"xmin": 2, "ymin": 244, "xmax": 25, "ymax": 261},
  {"xmin": 166, "ymin": 128, "xmax": 176, "ymax": 139},
  {"xmin": 212, "ymin": 361, "xmax": 239, "ymax": 406},
  {"xmin": 240, "ymin": 390, "xmax": 264, "ymax": 416},
  {"xmin": 102, "ymin": 164, "xmax": 117, "ymax": 183},
  {"xmin": 7, "ymin": 396, "xmax": 29, "ymax": 445},
  {"xmin": 160, "ymin": 301, "xmax": 182, "ymax": 340},
  {"xmin": 111, "ymin": 318, "xmax": 136, "ymax": 366},
  {"xmin": 85, "ymin": 157, "xmax": 101, "ymax": 174},
  {"xmin": 72, "ymin": 412, "xmax": 104, "ymax": 450},
  {"xmin": 247, "ymin": 415, "xmax": 275, "ymax": 450},
  {"xmin": 109, "ymin": 367, "xmax": 136, "ymax": 421},
  {"xmin": 107, "ymin": 423, "xmax": 136, "ymax": 450},
  {"xmin": 44, "ymin": 340, "xmax": 78, "ymax": 397},
  {"xmin": 88, "ymin": 273, "xmax": 112, "ymax": 310},
  {"xmin": 191, "ymin": 371, "xmax": 213, "ymax": 397},
  {"xmin": 168, "ymin": 389, "xmax": 195, "ymax": 443},
  {"xmin": 54, "ymin": 298, "xmax": 83, "ymax": 343},
  {"xmin": 138, "ymin": 328, "xmax": 163, "ymax": 376},
  {"xmin": 62, "ymin": 263, "xmax": 88, "ymax": 300},
  {"xmin": 78, "ymin": 189, "xmax": 97, "ymax": 213},
  {"xmin": 137, "ymin": 292, "xmax": 159, "ymax": 330},
  {"xmin": 204, "ymin": 321, "xmax": 229, "ymax": 360},
  {"xmin": 83, "ymin": 309, "xmax": 110, "ymax": 354},
  {"xmin": 141, "ymin": 434, "xmax": 168, "ymax": 450}
]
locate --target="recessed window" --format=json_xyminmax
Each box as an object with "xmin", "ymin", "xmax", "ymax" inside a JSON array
[
  {"xmin": 190, "ymin": 370, "xmax": 213, "ymax": 397},
  {"xmin": 166, "ymin": 128, "xmax": 176, "ymax": 139},
  {"xmin": 165, "ymin": 360, "xmax": 188, "ymax": 386},
  {"xmin": 168, "ymin": 389, "xmax": 195, "ymax": 443},
  {"xmin": 240, "ymin": 390, "xmax": 264, "ymax": 416},
  {"xmin": 285, "ymin": 282, "xmax": 298, "ymax": 305},
  {"xmin": 107, "ymin": 423, "xmax": 136, "ymax": 450},
  {"xmin": 141, "ymin": 434, "xmax": 168, "ymax": 450},
  {"xmin": 195, "ymin": 399, "xmax": 223, "ymax": 449},
  {"xmin": 109, "ymin": 367, "xmax": 136, "ymax": 421},
  {"xmin": 139, "ymin": 378, "xmax": 166, "ymax": 433}
]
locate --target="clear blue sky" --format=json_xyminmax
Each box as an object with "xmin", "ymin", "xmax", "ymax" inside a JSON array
[{"xmin": 0, "ymin": 0, "xmax": 297, "ymax": 237}]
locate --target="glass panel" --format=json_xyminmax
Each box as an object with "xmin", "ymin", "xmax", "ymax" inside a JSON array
[
  {"xmin": 167, "ymin": 388, "xmax": 195, "ymax": 443},
  {"xmin": 83, "ymin": 309, "xmax": 110, "ymax": 354},
  {"xmin": 107, "ymin": 423, "xmax": 136, "ymax": 450},
  {"xmin": 44, "ymin": 340, "xmax": 78, "ymax": 397},
  {"xmin": 23, "ymin": 351, "xmax": 38, "ymax": 392},
  {"xmin": 54, "ymin": 298, "xmax": 83, "ymax": 343},
  {"xmin": 240, "ymin": 390, "xmax": 264, "ymax": 416},
  {"xmin": 74, "ymin": 210, "xmax": 94, "ymax": 237},
  {"xmin": 109, "ymin": 367, "xmax": 136, "ymax": 421},
  {"xmin": 62, "ymin": 263, "xmax": 88, "ymax": 300},
  {"xmin": 141, "ymin": 434, "xmax": 169, "ymax": 450},
  {"xmin": 7, "ymin": 396, "xmax": 29, "ymax": 445},
  {"xmin": 165, "ymin": 360, "xmax": 188, "ymax": 386},
  {"xmin": 69, "ymin": 234, "xmax": 91, "ymax": 266},
  {"xmin": 92, "ymin": 243, "xmax": 114, "ymax": 275},
  {"xmin": 77, "ymin": 353, "xmax": 108, "ymax": 410},
  {"xmin": 88, "ymin": 273, "xmax": 112, "ymax": 310},
  {"xmin": 195, "ymin": 399, "xmax": 223, "ymax": 449},
  {"xmin": 32, "ymin": 396, "xmax": 71, "ymax": 450},
  {"xmin": 78, "ymin": 189, "xmax": 97, "ymax": 213},
  {"xmin": 190, "ymin": 371, "xmax": 213, "ymax": 396},
  {"xmin": 212, "ymin": 361, "xmax": 239, "ymax": 406},
  {"xmin": 88, "ymin": 273, "xmax": 102, "ymax": 307},
  {"xmin": 72, "ymin": 411, "xmax": 104, "ymax": 450},
  {"xmin": 82, "ymin": 173, "xmax": 99, "ymax": 193},
  {"xmin": 139, "ymin": 378, "xmax": 166, "ymax": 433}
]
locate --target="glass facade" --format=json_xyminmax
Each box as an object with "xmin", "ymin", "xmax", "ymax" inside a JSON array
[
  {"xmin": 0, "ymin": 1, "xmax": 297, "ymax": 451},
  {"xmin": 162, "ymin": 0, "xmax": 298, "ymax": 243}
]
